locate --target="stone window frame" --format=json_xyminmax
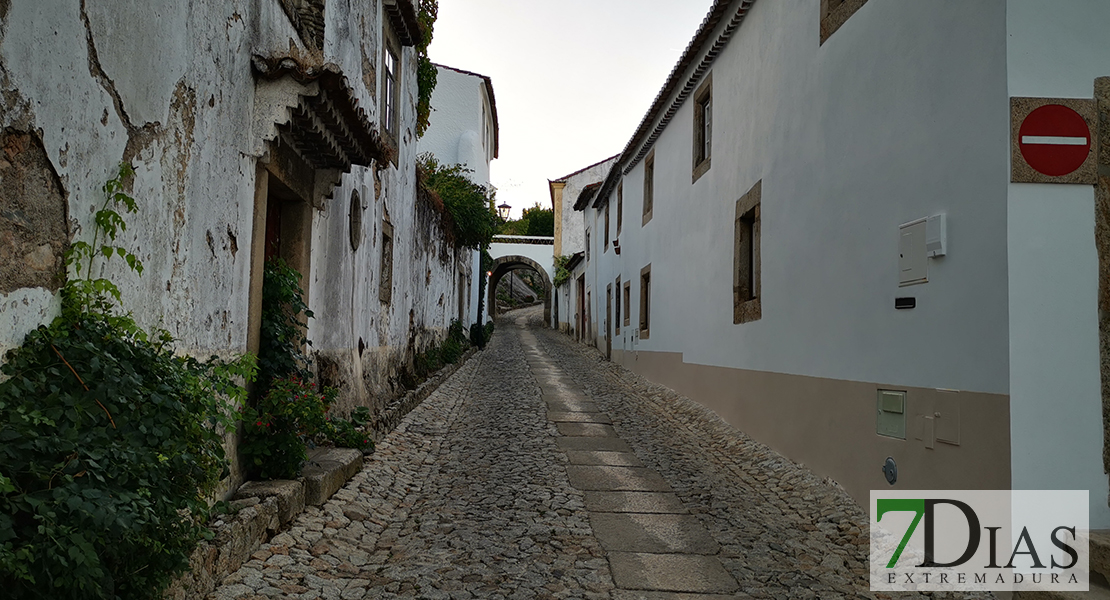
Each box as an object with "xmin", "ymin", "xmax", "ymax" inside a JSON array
[
  {"xmin": 614, "ymin": 276, "xmax": 621, "ymax": 335},
  {"xmin": 733, "ymin": 181, "xmax": 761, "ymax": 324},
  {"xmin": 820, "ymin": 0, "xmax": 868, "ymax": 45},
  {"xmin": 622, "ymin": 280, "xmax": 631, "ymax": 327},
  {"xmin": 643, "ymin": 150, "xmax": 655, "ymax": 225},
  {"xmin": 379, "ymin": 216, "xmax": 394, "ymax": 304},
  {"xmin": 639, "ymin": 264, "xmax": 651, "ymax": 339},
  {"xmin": 692, "ymin": 73, "xmax": 713, "ymax": 183},
  {"xmin": 585, "ymin": 229, "xmax": 591, "ymax": 263},
  {"xmin": 381, "ymin": 25, "xmax": 402, "ymax": 145}
]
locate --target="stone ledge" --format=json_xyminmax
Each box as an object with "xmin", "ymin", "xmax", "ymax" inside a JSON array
[
  {"xmin": 302, "ymin": 447, "xmax": 363, "ymax": 506},
  {"xmin": 233, "ymin": 479, "xmax": 305, "ymax": 524}
]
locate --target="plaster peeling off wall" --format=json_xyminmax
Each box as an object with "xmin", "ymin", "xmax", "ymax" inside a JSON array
[{"xmin": 0, "ymin": 130, "xmax": 69, "ymax": 295}]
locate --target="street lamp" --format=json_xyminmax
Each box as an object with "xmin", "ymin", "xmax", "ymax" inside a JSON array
[{"xmin": 497, "ymin": 202, "xmax": 511, "ymax": 221}]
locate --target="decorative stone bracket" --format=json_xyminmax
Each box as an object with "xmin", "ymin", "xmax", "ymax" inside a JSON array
[{"xmin": 249, "ymin": 56, "xmax": 389, "ymax": 208}]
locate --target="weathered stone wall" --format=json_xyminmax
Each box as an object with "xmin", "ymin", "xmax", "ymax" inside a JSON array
[{"xmin": 0, "ymin": 0, "xmax": 470, "ymax": 491}]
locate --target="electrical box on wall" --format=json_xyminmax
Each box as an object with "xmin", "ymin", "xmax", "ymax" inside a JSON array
[
  {"xmin": 899, "ymin": 219, "xmax": 927, "ymax": 286},
  {"xmin": 877, "ymin": 389, "xmax": 907, "ymax": 439},
  {"xmin": 926, "ymin": 213, "xmax": 946, "ymax": 257}
]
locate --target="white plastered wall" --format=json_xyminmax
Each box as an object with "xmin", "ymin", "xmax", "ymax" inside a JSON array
[{"xmin": 1006, "ymin": 0, "xmax": 1110, "ymax": 527}]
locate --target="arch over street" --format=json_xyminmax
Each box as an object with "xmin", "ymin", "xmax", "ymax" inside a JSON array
[{"xmin": 487, "ymin": 253, "xmax": 552, "ymax": 324}]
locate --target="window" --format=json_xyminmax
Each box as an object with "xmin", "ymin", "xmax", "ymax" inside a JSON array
[
  {"xmin": 639, "ymin": 264, "xmax": 651, "ymax": 339},
  {"xmin": 616, "ymin": 182, "xmax": 623, "ymax": 235},
  {"xmin": 382, "ymin": 31, "xmax": 400, "ymax": 140},
  {"xmin": 643, "ymin": 150, "xmax": 654, "ymax": 225},
  {"xmin": 585, "ymin": 230, "xmax": 590, "ymax": 263},
  {"xmin": 733, "ymin": 181, "xmax": 761, "ymax": 324},
  {"xmin": 622, "ymin": 280, "xmax": 631, "ymax": 327},
  {"xmin": 614, "ymin": 277, "xmax": 621, "ymax": 334},
  {"xmin": 604, "ymin": 201, "xmax": 610, "ymax": 252},
  {"xmin": 380, "ymin": 217, "xmax": 394, "ymax": 304},
  {"xmin": 820, "ymin": 0, "xmax": 868, "ymax": 44},
  {"xmin": 692, "ymin": 74, "xmax": 712, "ymax": 182}
]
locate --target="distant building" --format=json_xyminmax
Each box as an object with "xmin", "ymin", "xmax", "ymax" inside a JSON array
[
  {"xmin": 417, "ymin": 63, "xmax": 500, "ymax": 325},
  {"xmin": 418, "ymin": 64, "xmax": 499, "ymax": 187},
  {"xmin": 548, "ymin": 156, "xmax": 617, "ymax": 335},
  {"xmin": 573, "ymin": 0, "xmax": 1110, "ymax": 526}
]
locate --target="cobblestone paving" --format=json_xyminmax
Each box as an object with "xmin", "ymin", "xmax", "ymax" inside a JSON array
[{"xmin": 211, "ymin": 305, "xmax": 983, "ymax": 599}]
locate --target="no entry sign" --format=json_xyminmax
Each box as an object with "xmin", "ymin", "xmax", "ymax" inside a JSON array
[{"xmin": 1011, "ymin": 97, "xmax": 1098, "ymax": 184}]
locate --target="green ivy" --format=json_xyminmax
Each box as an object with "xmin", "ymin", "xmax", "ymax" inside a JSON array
[
  {"xmin": 418, "ymin": 154, "xmax": 498, "ymax": 249},
  {"xmin": 553, "ymin": 254, "xmax": 572, "ymax": 287},
  {"xmin": 415, "ymin": 0, "xmax": 438, "ymax": 138},
  {"xmin": 0, "ymin": 163, "xmax": 255, "ymax": 599},
  {"xmin": 258, "ymin": 258, "xmax": 314, "ymax": 390}
]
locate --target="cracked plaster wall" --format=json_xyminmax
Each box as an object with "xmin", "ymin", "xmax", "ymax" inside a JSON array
[{"xmin": 0, "ymin": 0, "xmax": 470, "ymax": 432}]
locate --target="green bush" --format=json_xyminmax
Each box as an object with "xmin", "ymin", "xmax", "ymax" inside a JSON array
[
  {"xmin": 0, "ymin": 163, "xmax": 254, "ymax": 599},
  {"xmin": 258, "ymin": 259, "xmax": 314, "ymax": 390},
  {"xmin": 327, "ymin": 418, "xmax": 374, "ymax": 454},
  {"xmin": 441, "ymin": 338, "xmax": 464, "ymax": 364},
  {"xmin": 240, "ymin": 377, "xmax": 333, "ymax": 480}
]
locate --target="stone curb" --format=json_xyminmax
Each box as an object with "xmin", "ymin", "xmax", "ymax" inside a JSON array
[{"xmin": 162, "ymin": 346, "xmax": 480, "ymax": 600}]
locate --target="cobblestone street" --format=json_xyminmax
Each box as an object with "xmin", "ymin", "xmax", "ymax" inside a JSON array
[{"xmin": 209, "ymin": 306, "xmax": 949, "ymax": 599}]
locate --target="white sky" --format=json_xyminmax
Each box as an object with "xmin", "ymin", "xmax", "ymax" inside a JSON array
[{"xmin": 426, "ymin": 0, "xmax": 715, "ymax": 219}]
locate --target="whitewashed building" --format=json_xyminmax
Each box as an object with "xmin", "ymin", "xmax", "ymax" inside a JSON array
[
  {"xmin": 417, "ymin": 63, "xmax": 499, "ymax": 326},
  {"xmin": 0, "ymin": 0, "xmax": 480, "ymax": 488},
  {"xmin": 575, "ymin": 0, "xmax": 1110, "ymax": 526},
  {"xmin": 548, "ymin": 156, "xmax": 616, "ymax": 334}
]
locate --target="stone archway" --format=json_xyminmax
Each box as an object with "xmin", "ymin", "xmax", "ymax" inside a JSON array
[{"xmin": 488, "ymin": 254, "xmax": 552, "ymax": 325}]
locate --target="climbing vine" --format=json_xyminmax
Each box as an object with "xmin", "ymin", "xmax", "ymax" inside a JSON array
[
  {"xmin": 417, "ymin": 153, "xmax": 498, "ymax": 249},
  {"xmin": 553, "ymin": 254, "xmax": 573, "ymax": 287},
  {"xmin": 0, "ymin": 163, "xmax": 255, "ymax": 599},
  {"xmin": 415, "ymin": 0, "xmax": 438, "ymax": 138}
]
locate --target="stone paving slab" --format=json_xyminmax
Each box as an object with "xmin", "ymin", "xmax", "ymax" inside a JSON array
[
  {"xmin": 564, "ymin": 465, "xmax": 672, "ymax": 491},
  {"xmin": 590, "ymin": 512, "xmax": 720, "ymax": 554},
  {"xmin": 565, "ymin": 450, "xmax": 644, "ymax": 466},
  {"xmin": 556, "ymin": 422, "xmax": 618, "ymax": 437},
  {"xmin": 545, "ymin": 397, "xmax": 600, "ymax": 412},
  {"xmin": 608, "ymin": 552, "xmax": 740, "ymax": 594},
  {"xmin": 547, "ymin": 411, "xmax": 613, "ymax": 424},
  {"xmin": 584, "ymin": 491, "xmax": 688, "ymax": 513},
  {"xmin": 557, "ymin": 436, "xmax": 633, "ymax": 453}
]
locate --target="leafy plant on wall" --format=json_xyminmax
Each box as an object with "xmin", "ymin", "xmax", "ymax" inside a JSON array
[
  {"xmin": 415, "ymin": 0, "xmax": 438, "ymax": 137},
  {"xmin": 0, "ymin": 163, "xmax": 256, "ymax": 599},
  {"xmin": 417, "ymin": 153, "xmax": 499, "ymax": 248}
]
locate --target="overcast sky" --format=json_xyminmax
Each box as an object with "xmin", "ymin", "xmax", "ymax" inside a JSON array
[{"xmin": 426, "ymin": 0, "xmax": 714, "ymax": 219}]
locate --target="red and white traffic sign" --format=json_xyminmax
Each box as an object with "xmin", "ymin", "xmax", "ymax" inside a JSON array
[
  {"xmin": 1010, "ymin": 97, "xmax": 1098, "ymax": 184},
  {"xmin": 1018, "ymin": 104, "xmax": 1091, "ymax": 177}
]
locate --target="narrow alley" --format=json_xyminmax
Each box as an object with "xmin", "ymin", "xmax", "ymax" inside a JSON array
[{"xmin": 209, "ymin": 306, "xmax": 903, "ymax": 600}]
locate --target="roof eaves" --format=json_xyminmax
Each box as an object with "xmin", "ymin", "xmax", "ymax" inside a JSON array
[
  {"xmin": 607, "ymin": 0, "xmax": 756, "ymax": 188},
  {"xmin": 551, "ymin": 154, "xmax": 620, "ymax": 184},
  {"xmin": 383, "ymin": 0, "xmax": 422, "ymax": 47},
  {"xmin": 572, "ymin": 182, "xmax": 602, "ymax": 212}
]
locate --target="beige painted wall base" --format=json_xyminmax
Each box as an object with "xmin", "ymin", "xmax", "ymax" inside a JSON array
[{"xmin": 615, "ymin": 349, "xmax": 1010, "ymax": 506}]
